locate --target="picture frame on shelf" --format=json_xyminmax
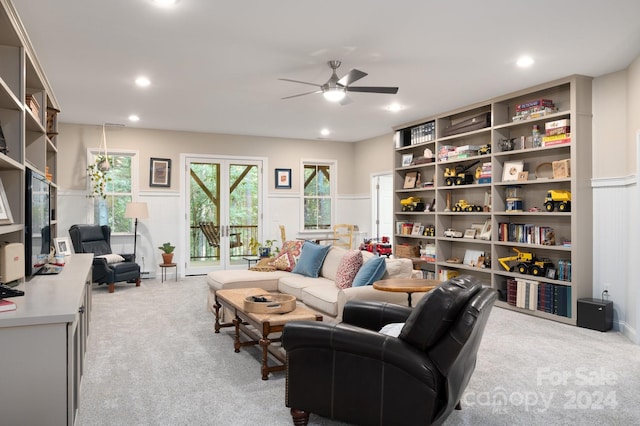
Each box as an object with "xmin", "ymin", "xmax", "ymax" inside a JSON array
[
  {"xmin": 411, "ymin": 223, "xmax": 423, "ymax": 236},
  {"xmin": 477, "ymin": 219, "xmax": 492, "ymax": 240},
  {"xmin": 403, "ymin": 171, "xmax": 418, "ymax": 189},
  {"xmin": 546, "ymin": 268, "xmax": 557, "ymax": 280},
  {"xmin": 150, "ymin": 157, "xmax": 171, "ymax": 187},
  {"xmin": 54, "ymin": 237, "xmax": 72, "ymax": 256},
  {"xmin": 463, "ymin": 229, "xmax": 476, "ymax": 239},
  {"xmin": 502, "ymin": 160, "xmax": 524, "ymax": 182},
  {"xmin": 0, "ymin": 178, "xmax": 13, "ymax": 225},
  {"xmin": 275, "ymin": 168, "xmax": 292, "ymax": 189},
  {"xmin": 517, "ymin": 171, "xmax": 529, "ymax": 181},
  {"xmin": 463, "ymin": 249, "xmax": 484, "ymax": 267},
  {"xmin": 402, "ymin": 153, "xmax": 413, "ymax": 167}
]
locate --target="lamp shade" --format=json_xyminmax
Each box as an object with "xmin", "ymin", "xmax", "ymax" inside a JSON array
[{"xmin": 125, "ymin": 202, "xmax": 149, "ymax": 219}]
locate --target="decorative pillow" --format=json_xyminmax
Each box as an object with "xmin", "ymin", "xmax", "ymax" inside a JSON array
[
  {"xmin": 335, "ymin": 250, "xmax": 363, "ymax": 289},
  {"xmin": 95, "ymin": 254, "xmax": 125, "ymax": 264},
  {"xmin": 292, "ymin": 242, "xmax": 331, "ymax": 278},
  {"xmin": 352, "ymin": 256, "xmax": 386, "ymax": 287},
  {"xmin": 273, "ymin": 240, "xmax": 303, "ymax": 272}
]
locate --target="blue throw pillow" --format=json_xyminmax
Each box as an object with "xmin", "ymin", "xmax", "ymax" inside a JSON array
[
  {"xmin": 292, "ymin": 242, "xmax": 331, "ymax": 278},
  {"xmin": 352, "ymin": 256, "xmax": 386, "ymax": 287}
]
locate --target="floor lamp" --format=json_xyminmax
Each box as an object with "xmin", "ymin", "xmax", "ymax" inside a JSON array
[{"xmin": 125, "ymin": 202, "xmax": 149, "ymax": 264}]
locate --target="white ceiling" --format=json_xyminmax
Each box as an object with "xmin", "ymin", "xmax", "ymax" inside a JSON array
[{"xmin": 14, "ymin": 0, "xmax": 640, "ymax": 142}]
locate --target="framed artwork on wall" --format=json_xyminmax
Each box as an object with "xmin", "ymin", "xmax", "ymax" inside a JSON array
[
  {"xmin": 150, "ymin": 158, "xmax": 171, "ymax": 187},
  {"xmin": 275, "ymin": 168, "xmax": 291, "ymax": 189}
]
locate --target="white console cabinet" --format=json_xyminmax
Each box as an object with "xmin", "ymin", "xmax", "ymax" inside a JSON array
[{"xmin": 0, "ymin": 254, "xmax": 93, "ymax": 425}]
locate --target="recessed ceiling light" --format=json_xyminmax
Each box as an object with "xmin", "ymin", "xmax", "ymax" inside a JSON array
[
  {"xmin": 320, "ymin": 128, "xmax": 331, "ymax": 136},
  {"xmin": 129, "ymin": 115, "xmax": 140, "ymax": 122},
  {"xmin": 152, "ymin": 0, "xmax": 178, "ymax": 7},
  {"xmin": 135, "ymin": 76, "xmax": 151, "ymax": 87},
  {"xmin": 516, "ymin": 55, "xmax": 534, "ymax": 68},
  {"xmin": 386, "ymin": 103, "xmax": 404, "ymax": 112}
]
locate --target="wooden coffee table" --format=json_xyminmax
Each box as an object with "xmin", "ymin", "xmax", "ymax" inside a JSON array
[
  {"xmin": 214, "ymin": 287, "xmax": 322, "ymax": 380},
  {"xmin": 373, "ymin": 278, "xmax": 439, "ymax": 307}
]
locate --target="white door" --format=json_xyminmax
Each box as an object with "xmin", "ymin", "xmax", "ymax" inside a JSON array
[
  {"xmin": 184, "ymin": 155, "xmax": 264, "ymax": 275},
  {"xmin": 371, "ymin": 173, "xmax": 394, "ymax": 242}
]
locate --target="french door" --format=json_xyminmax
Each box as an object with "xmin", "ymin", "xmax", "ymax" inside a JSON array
[
  {"xmin": 184, "ymin": 155, "xmax": 264, "ymax": 275},
  {"xmin": 371, "ymin": 173, "xmax": 394, "ymax": 242}
]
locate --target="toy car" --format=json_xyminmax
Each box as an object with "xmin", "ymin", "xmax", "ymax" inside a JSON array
[
  {"xmin": 452, "ymin": 200, "xmax": 483, "ymax": 212},
  {"xmin": 444, "ymin": 228, "xmax": 463, "ymax": 238}
]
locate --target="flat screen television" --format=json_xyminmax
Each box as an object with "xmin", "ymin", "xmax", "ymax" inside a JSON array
[{"xmin": 25, "ymin": 168, "xmax": 51, "ymax": 277}]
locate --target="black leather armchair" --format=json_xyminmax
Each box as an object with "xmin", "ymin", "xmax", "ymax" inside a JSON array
[
  {"xmin": 281, "ymin": 275, "xmax": 498, "ymax": 426},
  {"xmin": 69, "ymin": 224, "xmax": 141, "ymax": 293}
]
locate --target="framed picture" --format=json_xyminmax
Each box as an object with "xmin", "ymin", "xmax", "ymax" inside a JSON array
[
  {"xmin": 411, "ymin": 223, "xmax": 423, "ymax": 236},
  {"xmin": 463, "ymin": 228, "xmax": 477, "ymax": 239},
  {"xmin": 0, "ymin": 178, "xmax": 13, "ymax": 225},
  {"xmin": 403, "ymin": 171, "xmax": 418, "ymax": 189},
  {"xmin": 402, "ymin": 153, "xmax": 413, "ymax": 167},
  {"xmin": 275, "ymin": 168, "xmax": 291, "ymax": 189},
  {"xmin": 150, "ymin": 158, "xmax": 171, "ymax": 187},
  {"xmin": 546, "ymin": 268, "xmax": 557, "ymax": 280},
  {"xmin": 502, "ymin": 160, "xmax": 524, "ymax": 182},
  {"xmin": 54, "ymin": 237, "xmax": 72, "ymax": 255}
]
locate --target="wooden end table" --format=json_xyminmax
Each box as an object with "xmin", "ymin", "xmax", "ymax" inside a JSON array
[
  {"xmin": 214, "ymin": 287, "xmax": 322, "ymax": 380},
  {"xmin": 373, "ymin": 278, "xmax": 439, "ymax": 307}
]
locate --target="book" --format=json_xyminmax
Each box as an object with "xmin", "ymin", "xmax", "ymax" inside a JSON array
[{"xmin": 0, "ymin": 299, "xmax": 17, "ymax": 312}]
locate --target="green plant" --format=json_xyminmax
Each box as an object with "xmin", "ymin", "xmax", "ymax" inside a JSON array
[
  {"xmin": 248, "ymin": 238, "xmax": 279, "ymax": 256},
  {"xmin": 86, "ymin": 155, "xmax": 112, "ymax": 199},
  {"xmin": 158, "ymin": 242, "xmax": 175, "ymax": 254}
]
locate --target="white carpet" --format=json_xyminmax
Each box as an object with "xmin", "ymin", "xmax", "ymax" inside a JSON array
[{"xmin": 76, "ymin": 276, "xmax": 640, "ymax": 425}]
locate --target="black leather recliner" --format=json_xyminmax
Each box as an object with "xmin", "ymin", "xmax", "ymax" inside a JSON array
[
  {"xmin": 69, "ymin": 224, "xmax": 141, "ymax": 293},
  {"xmin": 281, "ymin": 275, "xmax": 498, "ymax": 426}
]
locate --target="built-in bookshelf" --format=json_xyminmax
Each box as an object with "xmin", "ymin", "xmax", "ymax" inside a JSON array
[
  {"xmin": 393, "ymin": 75, "xmax": 592, "ymax": 325},
  {"xmin": 0, "ymin": 0, "xmax": 59, "ymax": 252}
]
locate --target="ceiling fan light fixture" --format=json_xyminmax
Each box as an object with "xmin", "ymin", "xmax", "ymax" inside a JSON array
[{"xmin": 323, "ymin": 88, "xmax": 346, "ymax": 102}]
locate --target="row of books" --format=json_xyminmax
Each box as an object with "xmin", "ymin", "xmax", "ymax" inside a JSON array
[
  {"xmin": 478, "ymin": 162, "xmax": 492, "ymax": 184},
  {"xmin": 409, "ymin": 122, "xmax": 436, "ymax": 145},
  {"xmin": 543, "ymin": 118, "xmax": 571, "ymax": 146},
  {"xmin": 557, "ymin": 259, "xmax": 572, "ymax": 281},
  {"xmin": 498, "ymin": 223, "xmax": 556, "ymax": 245},
  {"xmin": 512, "ymin": 98, "xmax": 559, "ymax": 121},
  {"xmin": 507, "ymin": 278, "xmax": 572, "ymax": 317}
]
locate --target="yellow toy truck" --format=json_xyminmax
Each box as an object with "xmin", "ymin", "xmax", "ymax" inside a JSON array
[
  {"xmin": 498, "ymin": 247, "xmax": 554, "ymax": 277},
  {"xmin": 400, "ymin": 196, "xmax": 425, "ymax": 212},
  {"xmin": 452, "ymin": 199, "xmax": 483, "ymax": 212},
  {"xmin": 544, "ymin": 190, "xmax": 571, "ymax": 212}
]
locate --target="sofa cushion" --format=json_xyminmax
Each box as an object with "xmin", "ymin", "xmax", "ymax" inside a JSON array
[
  {"xmin": 381, "ymin": 258, "xmax": 413, "ymax": 279},
  {"xmin": 278, "ymin": 274, "xmax": 332, "ymax": 300},
  {"xmin": 320, "ymin": 246, "xmax": 348, "ymax": 281},
  {"xmin": 300, "ymin": 285, "xmax": 339, "ymax": 317},
  {"xmin": 206, "ymin": 269, "xmax": 287, "ymax": 292},
  {"xmin": 273, "ymin": 240, "xmax": 303, "ymax": 271},
  {"xmin": 352, "ymin": 256, "xmax": 386, "ymax": 287},
  {"xmin": 292, "ymin": 242, "xmax": 331, "ymax": 278},
  {"xmin": 335, "ymin": 250, "xmax": 363, "ymax": 289},
  {"xmin": 95, "ymin": 253, "xmax": 125, "ymax": 264}
]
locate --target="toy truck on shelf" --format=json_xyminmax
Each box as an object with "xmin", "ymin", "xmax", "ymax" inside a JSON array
[
  {"xmin": 444, "ymin": 160, "xmax": 480, "ymax": 186},
  {"xmin": 498, "ymin": 247, "xmax": 554, "ymax": 277},
  {"xmin": 544, "ymin": 190, "xmax": 571, "ymax": 212},
  {"xmin": 359, "ymin": 237, "xmax": 392, "ymax": 257},
  {"xmin": 452, "ymin": 199, "xmax": 483, "ymax": 212},
  {"xmin": 401, "ymin": 196, "xmax": 425, "ymax": 212}
]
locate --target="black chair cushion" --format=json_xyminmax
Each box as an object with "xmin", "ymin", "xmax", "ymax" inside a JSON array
[{"xmin": 399, "ymin": 275, "xmax": 483, "ymax": 351}]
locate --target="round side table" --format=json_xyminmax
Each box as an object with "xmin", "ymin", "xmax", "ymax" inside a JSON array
[
  {"xmin": 373, "ymin": 278, "xmax": 439, "ymax": 307},
  {"xmin": 159, "ymin": 263, "xmax": 177, "ymax": 282}
]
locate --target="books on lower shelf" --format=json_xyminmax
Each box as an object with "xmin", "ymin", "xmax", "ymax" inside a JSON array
[
  {"xmin": 0, "ymin": 299, "xmax": 17, "ymax": 312},
  {"xmin": 498, "ymin": 223, "xmax": 555, "ymax": 245},
  {"xmin": 507, "ymin": 278, "xmax": 571, "ymax": 318}
]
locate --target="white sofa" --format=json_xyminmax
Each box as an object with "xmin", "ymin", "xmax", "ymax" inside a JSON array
[{"xmin": 207, "ymin": 246, "xmax": 421, "ymax": 323}]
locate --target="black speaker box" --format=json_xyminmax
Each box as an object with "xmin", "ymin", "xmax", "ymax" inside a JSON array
[{"xmin": 577, "ymin": 298, "xmax": 613, "ymax": 332}]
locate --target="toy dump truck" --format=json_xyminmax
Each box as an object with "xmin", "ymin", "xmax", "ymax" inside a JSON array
[
  {"xmin": 544, "ymin": 190, "xmax": 571, "ymax": 212},
  {"xmin": 401, "ymin": 196, "xmax": 425, "ymax": 212},
  {"xmin": 444, "ymin": 160, "xmax": 480, "ymax": 186},
  {"xmin": 498, "ymin": 247, "xmax": 554, "ymax": 277},
  {"xmin": 452, "ymin": 199, "xmax": 483, "ymax": 212}
]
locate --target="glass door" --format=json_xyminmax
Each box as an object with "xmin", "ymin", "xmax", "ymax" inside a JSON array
[{"xmin": 185, "ymin": 156, "xmax": 262, "ymax": 275}]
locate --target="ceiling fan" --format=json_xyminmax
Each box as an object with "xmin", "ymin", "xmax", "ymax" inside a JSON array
[{"xmin": 279, "ymin": 60, "xmax": 399, "ymax": 105}]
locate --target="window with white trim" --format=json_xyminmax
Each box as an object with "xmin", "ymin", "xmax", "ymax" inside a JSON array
[
  {"xmin": 302, "ymin": 160, "xmax": 335, "ymax": 230},
  {"xmin": 89, "ymin": 151, "xmax": 137, "ymax": 233}
]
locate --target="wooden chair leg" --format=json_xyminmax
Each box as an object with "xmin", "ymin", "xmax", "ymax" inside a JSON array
[
  {"xmin": 290, "ymin": 408, "xmax": 309, "ymax": 426},
  {"xmin": 136, "ymin": 277, "xmax": 141, "ymax": 287},
  {"xmin": 108, "ymin": 283, "xmax": 115, "ymax": 293}
]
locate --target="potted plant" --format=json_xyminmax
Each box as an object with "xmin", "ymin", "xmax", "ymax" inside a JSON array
[
  {"xmin": 86, "ymin": 155, "xmax": 112, "ymax": 199},
  {"xmin": 158, "ymin": 242, "xmax": 175, "ymax": 264},
  {"xmin": 248, "ymin": 238, "xmax": 279, "ymax": 257}
]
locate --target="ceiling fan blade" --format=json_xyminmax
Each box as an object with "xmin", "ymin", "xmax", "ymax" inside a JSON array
[
  {"xmin": 346, "ymin": 86, "xmax": 399, "ymax": 94},
  {"xmin": 337, "ymin": 68, "xmax": 367, "ymax": 87},
  {"xmin": 281, "ymin": 90, "xmax": 322, "ymax": 100},
  {"xmin": 278, "ymin": 78, "xmax": 322, "ymax": 88}
]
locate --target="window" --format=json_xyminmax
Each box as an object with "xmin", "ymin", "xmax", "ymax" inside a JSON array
[
  {"xmin": 89, "ymin": 151, "xmax": 137, "ymax": 233},
  {"xmin": 302, "ymin": 160, "xmax": 335, "ymax": 230}
]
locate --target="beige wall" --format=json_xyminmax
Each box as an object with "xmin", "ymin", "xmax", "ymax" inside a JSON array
[
  {"xmin": 627, "ymin": 56, "xmax": 640, "ymax": 172},
  {"xmin": 57, "ymin": 123, "xmax": 360, "ymax": 195},
  {"xmin": 353, "ymin": 133, "xmax": 394, "ymax": 193}
]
